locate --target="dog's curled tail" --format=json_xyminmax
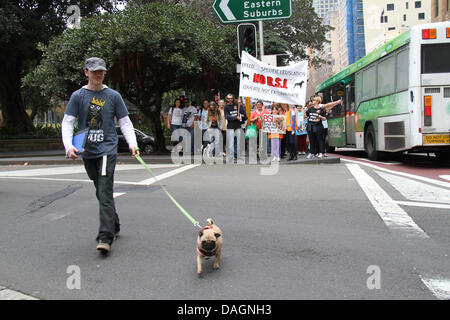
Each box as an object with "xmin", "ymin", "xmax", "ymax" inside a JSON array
[{"xmin": 206, "ymin": 218, "xmax": 215, "ymax": 226}]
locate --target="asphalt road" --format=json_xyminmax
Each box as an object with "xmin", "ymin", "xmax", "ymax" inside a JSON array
[{"xmin": 0, "ymin": 156, "xmax": 449, "ymax": 300}]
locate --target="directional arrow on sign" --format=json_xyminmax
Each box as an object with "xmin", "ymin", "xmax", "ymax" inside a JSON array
[
  {"xmin": 219, "ymin": 0, "xmax": 236, "ymax": 21},
  {"xmin": 212, "ymin": 0, "xmax": 292, "ymax": 24}
]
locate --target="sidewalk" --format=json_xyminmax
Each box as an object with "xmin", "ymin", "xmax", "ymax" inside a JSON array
[{"xmin": 0, "ymin": 149, "xmax": 340, "ymax": 165}]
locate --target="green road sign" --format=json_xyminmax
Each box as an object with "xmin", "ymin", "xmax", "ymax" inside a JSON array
[{"xmin": 213, "ymin": 0, "xmax": 292, "ymax": 24}]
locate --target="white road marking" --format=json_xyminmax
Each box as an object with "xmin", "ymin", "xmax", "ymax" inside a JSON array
[
  {"xmin": 342, "ymin": 158, "xmax": 450, "ymax": 189},
  {"xmin": 346, "ymin": 163, "xmax": 429, "ymax": 239},
  {"xmin": 0, "ymin": 164, "xmax": 180, "ymax": 177},
  {"xmin": 420, "ymin": 277, "xmax": 450, "ymax": 300},
  {"xmin": 440, "ymin": 175, "xmax": 450, "ymax": 181},
  {"xmin": 0, "ymin": 288, "xmax": 38, "ymax": 300},
  {"xmin": 376, "ymin": 171, "xmax": 450, "ymax": 204},
  {"xmin": 137, "ymin": 164, "xmax": 199, "ymax": 186},
  {"xmin": 395, "ymin": 201, "xmax": 450, "ymax": 210},
  {"xmin": 357, "ymin": 158, "xmax": 401, "ymax": 165},
  {"xmin": 113, "ymin": 192, "xmax": 126, "ymax": 198}
]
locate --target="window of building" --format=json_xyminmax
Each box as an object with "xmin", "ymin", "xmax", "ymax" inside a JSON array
[
  {"xmin": 404, "ymin": 14, "xmax": 407, "ymax": 21},
  {"xmin": 418, "ymin": 12, "xmax": 425, "ymax": 20},
  {"xmin": 388, "ymin": 27, "xmax": 396, "ymax": 31},
  {"xmin": 415, "ymin": 1, "xmax": 421, "ymax": 8},
  {"xmin": 387, "ymin": 4, "xmax": 395, "ymax": 11},
  {"xmin": 406, "ymin": 2, "xmax": 409, "ymax": 9}
]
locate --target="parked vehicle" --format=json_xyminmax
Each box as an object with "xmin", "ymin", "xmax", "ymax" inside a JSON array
[{"xmin": 116, "ymin": 126, "xmax": 156, "ymax": 154}]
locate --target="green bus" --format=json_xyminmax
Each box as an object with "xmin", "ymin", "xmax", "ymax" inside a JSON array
[{"xmin": 316, "ymin": 22, "xmax": 450, "ymax": 160}]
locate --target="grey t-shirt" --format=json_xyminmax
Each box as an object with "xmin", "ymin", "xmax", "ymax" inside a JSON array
[{"xmin": 65, "ymin": 87, "xmax": 129, "ymax": 159}]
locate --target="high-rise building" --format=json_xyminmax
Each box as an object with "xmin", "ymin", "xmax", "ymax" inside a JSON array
[
  {"xmin": 312, "ymin": 0, "xmax": 340, "ymax": 18},
  {"xmin": 345, "ymin": 0, "xmax": 366, "ymax": 65}
]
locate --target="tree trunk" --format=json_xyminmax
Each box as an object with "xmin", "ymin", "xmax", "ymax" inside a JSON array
[
  {"xmin": 0, "ymin": 58, "xmax": 34, "ymax": 132},
  {"xmin": 148, "ymin": 110, "xmax": 168, "ymax": 152}
]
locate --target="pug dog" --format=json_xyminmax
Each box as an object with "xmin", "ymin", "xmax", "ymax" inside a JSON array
[{"xmin": 196, "ymin": 218, "xmax": 222, "ymax": 274}]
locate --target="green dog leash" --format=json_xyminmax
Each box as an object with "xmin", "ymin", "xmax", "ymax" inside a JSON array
[{"xmin": 134, "ymin": 150, "xmax": 201, "ymax": 229}]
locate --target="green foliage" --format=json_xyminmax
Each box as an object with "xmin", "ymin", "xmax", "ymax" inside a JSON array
[
  {"xmin": 25, "ymin": 2, "xmax": 236, "ymax": 150},
  {"xmin": 265, "ymin": 0, "xmax": 333, "ymax": 67},
  {"xmin": 26, "ymin": 2, "xmax": 235, "ymax": 102},
  {"xmin": 0, "ymin": 123, "xmax": 61, "ymax": 139}
]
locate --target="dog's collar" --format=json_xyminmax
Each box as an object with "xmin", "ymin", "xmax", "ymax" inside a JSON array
[{"xmin": 201, "ymin": 226, "xmax": 213, "ymax": 231}]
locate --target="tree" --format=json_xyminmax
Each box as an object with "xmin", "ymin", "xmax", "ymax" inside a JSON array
[
  {"xmin": 125, "ymin": 0, "xmax": 331, "ymax": 67},
  {"xmin": 26, "ymin": 2, "xmax": 235, "ymax": 151},
  {"xmin": 0, "ymin": 0, "xmax": 115, "ymax": 131},
  {"xmin": 264, "ymin": 0, "xmax": 333, "ymax": 67}
]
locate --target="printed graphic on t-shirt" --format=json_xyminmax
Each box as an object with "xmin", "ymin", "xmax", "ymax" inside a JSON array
[
  {"xmin": 307, "ymin": 108, "xmax": 322, "ymax": 123},
  {"xmin": 87, "ymin": 96, "xmax": 106, "ymax": 143}
]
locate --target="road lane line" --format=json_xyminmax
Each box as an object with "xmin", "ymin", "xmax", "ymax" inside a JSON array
[
  {"xmin": 346, "ymin": 163, "xmax": 429, "ymax": 239},
  {"xmin": 137, "ymin": 164, "xmax": 199, "ymax": 186},
  {"xmin": 0, "ymin": 287, "xmax": 38, "ymax": 300},
  {"xmin": 376, "ymin": 171, "xmax": 450, "ymax": 204},
  {"xmin": 395, "ymin": 201, "xmax": 450, "ymax": 210},
  {"xmin": 342, "ymin": 158, "xmax": 450, "ymax": 189},
  {"xmin": 0, "ymin": 164, "xmax": 180, "ymax": 177}
]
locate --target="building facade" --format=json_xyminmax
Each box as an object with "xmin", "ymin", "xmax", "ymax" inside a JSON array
[
  {"xmin": 363, "ymin": 0, "xmax": 432, "ymax": 53},
  {"xmin": 431, "ymin": 0, "xmax": 450, "ymax": 22}
]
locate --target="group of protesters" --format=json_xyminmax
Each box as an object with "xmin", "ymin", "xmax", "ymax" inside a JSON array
[{"xmin": 165, "ymin": 93, "xmax": 342, "ymax": 161}]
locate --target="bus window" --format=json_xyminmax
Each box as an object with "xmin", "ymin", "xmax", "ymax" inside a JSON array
[
  {"xmin": 396, "ymin": 49, "xmax": 409, "ymax": 91},
  {"xmin": 355, "ymin": 71, "xmax": 362, "ymax": 106},
  {"xmin": 362, "ymin": 65, "xmax": 376, "ymax": 101},
  {"xmin": 377, "ymin": 55, "xmax": 396, "ymax": 96},
  {"xmin": 421, "ymin": 43, "xmax": 450, "ymax": 74}
]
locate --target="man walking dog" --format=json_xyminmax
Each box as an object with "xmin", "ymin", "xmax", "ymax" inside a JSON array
[{"xmin": 62, "ymin": 57, "xmax": 139, "ymax": 254}]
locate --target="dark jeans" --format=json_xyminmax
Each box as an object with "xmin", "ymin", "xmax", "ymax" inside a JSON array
[
  {"xmin": 83, "ymin": 154, "xmax": 119, "ymax": 243},
  {"xmin": 286, "ymin": 131, "xmax": 298, "ymax": 155},
  {"xmin": 170, "ymin": 124, "xmax": 182, "ymax": 144},
  {"xmin": 307, "ymin": 124, "xmax": 325, "ymax": 155}
]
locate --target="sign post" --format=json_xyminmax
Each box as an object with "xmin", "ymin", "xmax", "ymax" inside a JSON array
[{"xmin": 213, "ymin": 0, "xmax": 292, "ymax": 24}]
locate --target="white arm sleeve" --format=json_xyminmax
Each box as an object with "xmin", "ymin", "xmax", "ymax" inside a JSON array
[
  {"xmin": 118, "ymin": 116, "xmax": 137, "ymax": 148},
  {"xmin": 61, "ymin": 114, "xmax": 77, "ymax": 156}
]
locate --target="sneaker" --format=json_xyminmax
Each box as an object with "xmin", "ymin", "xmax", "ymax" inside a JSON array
[
  {"xmin": 271, "ymin": 157, "xmax": 277, "ymax": 162},
  {"xmin": 318, "ymin": 153, "xmax": 324, "ymax": 159},
  {"xmin": 277, "ymin": 157, "xmax": 281, "ymax": 162},
  {"xmin": 96, "ymin": 239, "xmax": 111, "ymax": 253},
  {"xmin": 306, "ymin": 153, "xmax": 313, "ymax": 159}
]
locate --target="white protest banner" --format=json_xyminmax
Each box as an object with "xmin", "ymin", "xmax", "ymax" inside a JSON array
[
  {"xmin": 239, "ymin": 51, "xmax": 308, "ymax": 105},
  {"xmin": 262, "ymin": 114, "xmax": 286, "ymax": 134}
]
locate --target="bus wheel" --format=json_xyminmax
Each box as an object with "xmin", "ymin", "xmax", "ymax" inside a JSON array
[{"xmin": 364, "ymin": 124, "xmax": 381, "ymax": 161}]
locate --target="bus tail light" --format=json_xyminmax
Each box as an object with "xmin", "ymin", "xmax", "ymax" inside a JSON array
[
  {"xmin": 447, "ymin": 28, "xmax": 450, "ymax": 38},
  {"xmin": 424, "ymin": 95, "xmax": 432, "ymax": 126},
  {"xmin": 422, "ymin": 28, "xmax": 437, "ymax": 39}
]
